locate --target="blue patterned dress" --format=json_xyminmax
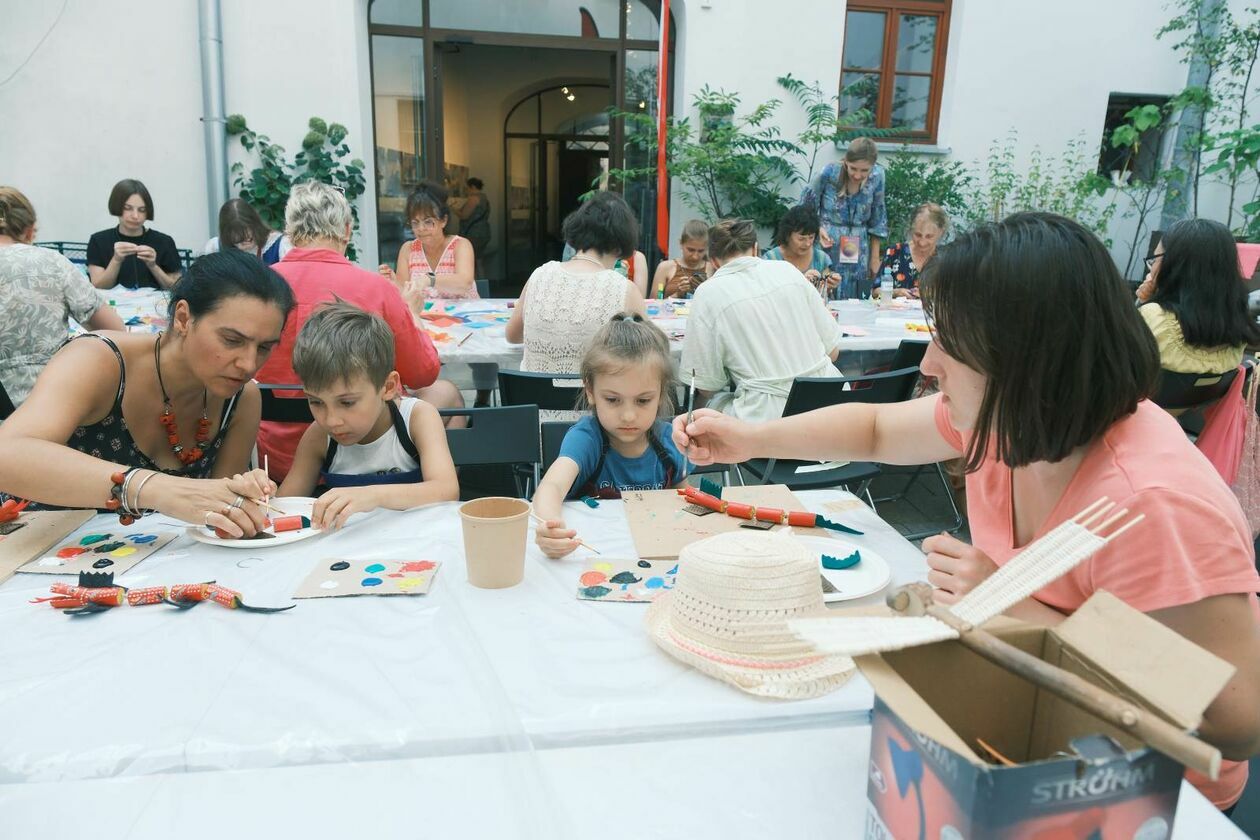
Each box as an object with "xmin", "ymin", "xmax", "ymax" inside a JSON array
[{"xmin": 801, "ymin": 163, "xmax": 889, "ymax": 299}]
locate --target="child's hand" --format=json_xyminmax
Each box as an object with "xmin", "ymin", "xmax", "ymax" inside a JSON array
[
  {"xmin": 535, "ymin": 518, "xmax": 578, "ymax": 559},
  {"xmin": 312, "ymin": 487, "xmax": 376, "ymax": 531}
]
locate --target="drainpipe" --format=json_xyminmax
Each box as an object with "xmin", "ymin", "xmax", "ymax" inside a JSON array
[
  {"xmin": 198, "ymin": 0, "xmax": 228, "ymax": 234},
  {"xmin": 1160, "ymin": 0, "xmax": 1223, "ymax": 229}
]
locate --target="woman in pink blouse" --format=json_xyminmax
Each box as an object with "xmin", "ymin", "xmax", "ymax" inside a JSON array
[{"xmin": 380, "ymin": 180, "xmax": 478, "ymax": 305}]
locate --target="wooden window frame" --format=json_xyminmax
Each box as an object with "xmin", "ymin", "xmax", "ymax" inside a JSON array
[{"xmin": 841, "ymin": 0, "xmax": 952, "ymax": 144}]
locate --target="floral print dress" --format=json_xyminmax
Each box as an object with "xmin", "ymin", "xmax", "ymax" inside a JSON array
[{"xmin": 801, "ymin": 163, "xmax": 889, "ymax": 300}]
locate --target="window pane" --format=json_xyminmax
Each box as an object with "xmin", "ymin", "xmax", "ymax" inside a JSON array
[
  {"xmin": 430, "ymin": 0, "xmax": 621, "ymax": 39},
  {"xmin": 842, "ymin": 11, "xmax": 885, "ymax": 70},
  {"xmin": 624, "ymin": 49, "xmax": 660, "ymax": 257},
  {"xmin": 372, "ymin": 35, "xmax": 426, "ymax": 262},
  {"xmin": 840, "ymin": 72, "xmax": 880, "ymax": 122},
  {"xmin": 891, "ymin": 74, "xmax": 931, "ymax": 131},
  {"xmin": 896, "ymin": 15, "xmax": 938, "ymax": 73},
  {"xmin": 626, "ymin": 0, "xmax": 671, "ymax": 41},
  {"xmin": 370, "ymin": 0, "xmax": 422, "ymax": 26}
]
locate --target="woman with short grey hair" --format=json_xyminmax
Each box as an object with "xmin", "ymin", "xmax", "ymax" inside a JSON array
[{"xmin": 285, "ymin": 182, "xmax": 354, "ymax": 247}]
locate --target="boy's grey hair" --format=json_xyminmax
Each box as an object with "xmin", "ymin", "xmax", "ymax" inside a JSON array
[{"xmin": 292, "ymin": 301, "xmax": 396, "ymax": 391}]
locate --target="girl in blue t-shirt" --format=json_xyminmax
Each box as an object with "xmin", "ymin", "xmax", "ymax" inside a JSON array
[{"xmin": 532, "ymin": 313, "xmax": 685, "ymax": 559}]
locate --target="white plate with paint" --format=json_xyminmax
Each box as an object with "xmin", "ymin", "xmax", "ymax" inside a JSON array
[
  {"xmin": 186, "ymin": 496, "xmax": 323, "ymax": 549},
  {"xmin": 790, "ymin": 535, "xmax": 892, "ymax": 603}
]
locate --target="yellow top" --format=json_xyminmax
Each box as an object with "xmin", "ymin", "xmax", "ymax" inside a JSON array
[{"xmin": 1139, "ymin": 303, "xmax": 1244, "ymax": 374}]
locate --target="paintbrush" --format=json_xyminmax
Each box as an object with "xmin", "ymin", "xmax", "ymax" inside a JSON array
[
  {"xmin": 529, "ymin": 511, "xmax": 601, "ymax": 554},
  {"xmin": 684, "ymin": 368, "xmax": 696, "ymax": 477}
]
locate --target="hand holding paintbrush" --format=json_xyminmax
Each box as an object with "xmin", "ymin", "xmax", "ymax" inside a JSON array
[{"xmin": 529, "ymin": 511, "xmax": 600, "ymax": 558}]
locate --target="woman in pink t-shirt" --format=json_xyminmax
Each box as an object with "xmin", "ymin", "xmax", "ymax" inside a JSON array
[
  {"xmin": 674, "ymin": 212, "xmax": 1260, "ymax": 811},
  {"xmin": 379, "ymin": 180, "xmax": 478, "ymax": 304}
]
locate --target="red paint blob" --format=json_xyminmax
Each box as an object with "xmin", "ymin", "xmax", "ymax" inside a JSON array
[
  {"xmin": 579, "ymin": 571, "xmax": 607, "ymax": 586},
  {"xmin": 56, "ymin": 547, "xmax": 87, "ymax": 559},
  {"xmin": 399, "ymin": 561, "xmax": 436, "ymax": 573}
]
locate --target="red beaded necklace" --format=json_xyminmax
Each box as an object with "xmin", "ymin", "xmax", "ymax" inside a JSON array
[{"xmin": 153, "ymin": 334, "xmax": 211, "ymax": 465}]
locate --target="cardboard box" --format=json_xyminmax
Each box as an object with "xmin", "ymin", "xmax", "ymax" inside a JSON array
[{"xmin": 857, "ymin": 590, "xmax": 1234, "ymax": 840}]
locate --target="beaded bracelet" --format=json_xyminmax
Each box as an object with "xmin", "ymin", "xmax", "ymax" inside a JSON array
[{"xmin": 107, "ymin": 469, "xmax": 144, "ymax": 525}]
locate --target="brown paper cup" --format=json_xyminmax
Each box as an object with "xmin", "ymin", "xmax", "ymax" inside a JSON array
[{"xmin": 458, "ymin": 497, "xmax": 530, "ymax": 589}]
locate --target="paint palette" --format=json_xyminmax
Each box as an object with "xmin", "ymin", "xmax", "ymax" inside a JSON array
[
  {"xmin": 186, "ymin": 497, "xmax": 323, "ymax": 549},
  {"xmin": 20, "ymin": 528, "xmax": 176, "ymax": 576},
  {"xmin": 292, "ymin": 558, "xmax": 442, "ymax": 599},
  {"xmin": 576, "ymin": 558, "xmax": 678, "ymax": 603},
  {"xmin": 790, "ymin": 535, "xmax": 892, "ymax": 603}
]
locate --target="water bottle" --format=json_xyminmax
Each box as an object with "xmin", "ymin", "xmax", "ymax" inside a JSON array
[{"xmin": 879, "ymin": 268, "xmax": 894, "ymax": 303}]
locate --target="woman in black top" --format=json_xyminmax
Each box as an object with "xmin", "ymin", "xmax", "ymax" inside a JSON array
[
  {"xmin": 0, "ymin": 251, "xmax": 294, "ymax": 538},
  {"xmin": 87, "ymin": 179, "xmax": 183, "ymax": 290}
]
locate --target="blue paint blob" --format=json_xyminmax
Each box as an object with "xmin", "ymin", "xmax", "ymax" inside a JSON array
[
  {"xmin": 361, "ymin": 577, "xmax": 384, "ymax": 587},
  {"xmin": 644, "ymin": 577, "xmax": 664, "ymax": 589},
  {"xmin": 637, "ymin": 560, "xmax": 652, "ymax": 568},
  {"xmin": 128, "ymin": 534, "xmax": 158, "ymax": 544},
  {"xmin": 667, "ymin": 564, "xmax": 679, "ymax": 575},
  {"xmin": 580, "ymin": 585, "xmax": 612, "ymax": 598},
  {"xmin": 822, "ymin": 550, "xmax": 861, "ymax": 571},
  {"xmin": 330, "ymin": 561, "xmax": 350, "ymax": 571},
  {"xmin": 609, "ymin": 572, "xmax": 641, "ymax": 585},
  {"xmin": 364, "ymin": 563, "xmax": 386, "ymax": 573}
]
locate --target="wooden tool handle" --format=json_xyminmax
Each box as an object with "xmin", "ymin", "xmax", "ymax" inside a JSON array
[{"xmin": 924, "ymin": 603, "xmax": 1221, "ymax": 779}]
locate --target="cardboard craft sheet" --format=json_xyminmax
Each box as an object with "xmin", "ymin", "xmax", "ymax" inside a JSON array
[
  {"xmin": 17, "ymin": 519, "xmax": 175, "ymax": 577},
  {"xmin": 623, "ymin": 485, "xmax": 809, "ymax": 559},
  {"xmin": 293, "ymin": 558, "xmax": 442, "ymax": 599},
  {"xmin": 577, "ymin": 558, "xmax": 678, "ymax": 603},
  {"xmin": 0, "ymin": 510, "xmax": 95, "ymax": 583}
]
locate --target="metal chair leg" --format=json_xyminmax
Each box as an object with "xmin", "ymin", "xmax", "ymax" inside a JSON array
[{"xmin": 897, "ymin": 462, "xmax": 964, "ymax": 541}]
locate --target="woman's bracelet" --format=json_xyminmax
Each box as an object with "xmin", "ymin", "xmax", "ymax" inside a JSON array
[
  {"xmin": 130, "ymin": 470, "xmax": 159, "ymax": 515},
  {"xmin": 107, "ymin": 468, "xmax": 153, "ymax": 525}
]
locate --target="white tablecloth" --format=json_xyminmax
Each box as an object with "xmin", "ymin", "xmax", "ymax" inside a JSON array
[{"xmin": 0, "ymin": 490, "xmax": 1238, "ymax": 837}]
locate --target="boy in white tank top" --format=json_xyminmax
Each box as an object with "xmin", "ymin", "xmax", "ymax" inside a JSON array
[{"xmin": 277, "ymin": 303, "xmax": 459, "ymax": 529}]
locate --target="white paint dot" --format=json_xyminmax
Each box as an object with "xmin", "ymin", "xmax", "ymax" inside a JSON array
[
  {"xmin": 37, "ymin": 557, "xmax": 64, "ymax": 567},
  {"xmin": 319, "ymin": 580, "xmax": 339, "ymax": 590}
]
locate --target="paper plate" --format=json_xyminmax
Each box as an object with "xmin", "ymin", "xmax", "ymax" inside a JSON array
[
  {"xmin": 186, "ymin": 496, "xmax": 324, "ymax": 549},
  {"xmin": 789, "ymin": 534, "xmax": 892, "ymax": 603}
]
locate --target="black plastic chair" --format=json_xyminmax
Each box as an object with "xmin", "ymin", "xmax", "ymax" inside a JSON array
[
  {"xmin": 541, "ymin": 420, "xmax": 576, "ymax": 474},
  {"xmin": 497, "ymin": 369, "xmax": 585, "ymax": 412},
  {"xmin": 888, "ymin": 339, "xmax": 928, "ymax": 372},
  {"xmin": 0, "ymin": 380, "xmax": 16, "ymax": 421},
  {"xmin": 475, "ymin": 278, "xmax": 491, "ymax": 298},
  {"xmin": 440, "ymin": 405, "xmax": 541, "ymax": 497},
  {"xmin": 1153, "ymin": 366, "xmax": 1241, "ymax": 436},
  {"xmin": 256, "ymin": 383, "xmax": 314, "ymax": 424},
  {"xmin": 737, "ymin": 367, "xmax": 923, "ymax": 500}
]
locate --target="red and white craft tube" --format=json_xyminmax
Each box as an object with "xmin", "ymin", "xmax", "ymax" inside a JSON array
[
  {"xmin": 49, "ymin": 581, "xmax": 125, "ymax": 607},
  {"xmin": 126, "ymin": 586, "xmax": 169, "ymax": 606}
]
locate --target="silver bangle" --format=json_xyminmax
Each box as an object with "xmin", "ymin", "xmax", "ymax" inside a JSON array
[
  {"xmin": 119, "ymin": 469, "xmax": 140, "ymax": 516},
  {"xmin": 130, "ymin": 470, "xmax": 159, "ymax": 514}
]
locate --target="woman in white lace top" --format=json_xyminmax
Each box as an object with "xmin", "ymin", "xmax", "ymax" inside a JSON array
[{"xmin": 506, "ymin": 193, "xmax": 647, "ymax": 373}]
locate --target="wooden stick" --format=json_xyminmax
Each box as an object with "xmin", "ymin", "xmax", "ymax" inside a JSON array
[
  {"xmin": 1076, "ymin": 500, "xmax": 1116, "ymax": 530},
  {"xmin": 1090, "ymin": 507, "xmax": 1131, "ymax": 536},
  {"xmin": 1100, "ymin": 513, "xmax": 1146, "ymax": 544},
  {"xmin": 1071, "ymin": 497, "xmax": 1111, "ymax": 525},
  {"xmin": 890, "ymin": 582, "xmax": 1221, "ymax": 779},
  {"xmin": 528, "ymin": 512, "xmax": 601, "ymax": 554}
]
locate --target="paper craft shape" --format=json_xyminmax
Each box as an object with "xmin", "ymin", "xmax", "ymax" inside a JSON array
[
  {"xmin": 293, "ymin": 558, "xmax": 441, "ymax": 599},
  {"xmin": 0, "ymin": 510, "xmax": 95, "ymax": 583},
  {"xmin": 20, "ymin": 526, "xmax": 176, "ymax": 576},
  {"xmin": 421, "ymin": 313, "xmax": 463, "ymax": 328},
  {"xmin": 577, "ymin": 558, "xmax": 678, "ymax": 602},
  {"xmin": 623, "ymin": 485, "xmax": 809, "ymax": 559},
  {"xmin": 186, "ymin": 497, "xmax": 324, "ymax": 548},
  {"xmin": 791, "ymin": 535, "xmax": 891, "ymax": 603}
]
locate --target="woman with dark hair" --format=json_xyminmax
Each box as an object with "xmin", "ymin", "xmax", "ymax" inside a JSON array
[
  {"xmin": 763, "ymin": 204, "xmax": 838, "ymax": 296},
  {"xmin": 0, "ymin": 250, "xmax": 295, "ymax": 538},
  {"xmin": 379, "ymin": 180, "xmax": 477, "ymax": 302},
  {"xmin": 680, "ymin": 219, "xmax": 841, "ymax": 422},
  {"xmin": 675, "ymin": 212, "xmax": 1260, "ymax": 811},
  {"xmin": 202, "ymin": 198, "xmax": 291, "ymax": 266},
  {"xmin": 506, "ymin": 192, "xmax": 647, "ymax": 373},
  {"xmin": 87, "ymin": 178, "xmax": 183, "ymax": 290},
  {"xmin": 1137, "ymin": 218, "xmax": 1259, "ymax": 374}
]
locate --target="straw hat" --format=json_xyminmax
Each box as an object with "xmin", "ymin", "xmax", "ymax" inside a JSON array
[{"xmin": 645, "ymin": 530, "xmax": 855, "ymax": 700}]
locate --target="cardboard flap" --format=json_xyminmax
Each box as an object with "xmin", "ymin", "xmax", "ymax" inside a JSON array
[
  {"xmin": 1055, "ymin": 589, "xmax": 1235, "ymax": 730},
  {"xmin": 855, "ymin": 653, "xmax": 984, "ymax": 766}
]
